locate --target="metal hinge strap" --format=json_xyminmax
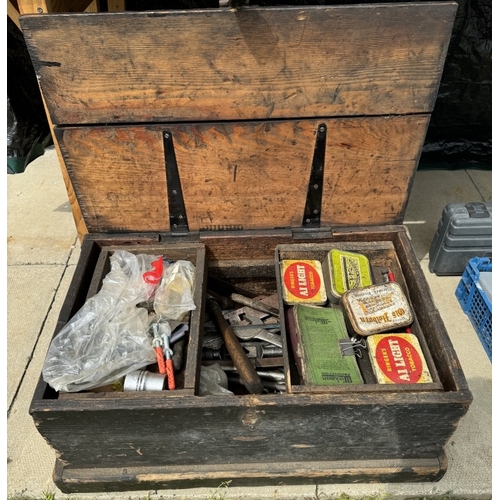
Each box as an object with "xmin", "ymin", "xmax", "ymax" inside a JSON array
[
  {"xmin": 163, "ymin": 130, "xmax": 189, "ymax": 234},
  {"xmin": 302, "ymin": 123, "xmax": 327, "ymax": 228}
]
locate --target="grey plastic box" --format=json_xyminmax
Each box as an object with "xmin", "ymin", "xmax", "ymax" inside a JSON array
[{"xmin": 429, "ymin": 202, "xmax": 492, "ymax": 276}]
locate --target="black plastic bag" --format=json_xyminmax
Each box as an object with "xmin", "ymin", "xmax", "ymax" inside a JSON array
[
  {"xmin": 420, "ymin": 0, "xmax": 492, "ymax": 169},
  {"xmin": 7, "ymin": 17, "xmax": 51, "ymax": 174}
]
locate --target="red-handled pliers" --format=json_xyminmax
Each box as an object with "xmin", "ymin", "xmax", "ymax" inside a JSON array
[
  {"xmin": 162, "ymin": 332, "xmax": 176, "ymax": 390},
  {"xmin": 151, "ymin": 324, "xmax": 166, "ymax": 374}
]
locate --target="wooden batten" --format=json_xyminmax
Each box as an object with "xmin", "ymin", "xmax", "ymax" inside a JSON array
[{"xmin": 16, "ymin": 0, "xmax": 96, "ymax": 15}]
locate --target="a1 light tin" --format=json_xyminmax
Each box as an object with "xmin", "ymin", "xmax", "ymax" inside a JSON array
[
  {"xmin": 280, "ymin": 259, "xmax": 327, "ymax": 305},
  {"xmin": 322, "ymin": 249, "xmax": 372, "ymax": 303},
  {"xmin": 341, "ymin": 282, "xmax": 413, "ymax": 336},
  {"xmin": 367, "ymin": 333, "xmax": 433, "ymax": 384}
]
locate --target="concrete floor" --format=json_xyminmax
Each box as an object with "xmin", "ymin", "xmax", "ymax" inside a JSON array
[{"xmin": 6, "ymin": 147, "xmax": 492, "ymax": 499}]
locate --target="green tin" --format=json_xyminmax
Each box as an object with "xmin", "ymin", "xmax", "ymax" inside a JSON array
[{"xmin": 322, "ymin": 249, "xmax": 372, "ymax": 303}]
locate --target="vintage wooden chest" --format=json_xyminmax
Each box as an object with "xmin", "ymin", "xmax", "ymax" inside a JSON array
[{"xmin": 20, "ymin": 1, "xmax": 473, "ymax": 493}]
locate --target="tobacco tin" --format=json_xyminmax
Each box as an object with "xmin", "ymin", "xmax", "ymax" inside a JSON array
[
  {"xmin": 367, "ymin": 333, "xmax": 432, "ymax": 384},
  {"xmin": 322, "ymin": 249, "xmax": 372, "ymax": 303},
  {"xmin": 280, "ymin": 259, "xmax": 327, "ymax": 305},
  {"xmin": 341, "ymin": 282, "xmax": 413, "ymax": 336}
]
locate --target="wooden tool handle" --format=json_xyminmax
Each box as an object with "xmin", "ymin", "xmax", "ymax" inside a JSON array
[{"xmin": 207, "ymin": 297, "xmax": 264, "ymax": 395}]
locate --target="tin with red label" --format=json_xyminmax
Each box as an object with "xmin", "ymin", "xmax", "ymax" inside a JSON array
[
  {"xmin": 341, "ymin": 282, "xmax": 413, "ymax": 336},
  {"xmin": 280, "ymin": 259, "xmax": 327, "ymax": 305},
  {"xmin": 367, "ymin": 333, "xmax": 432, "ymax": 384}
]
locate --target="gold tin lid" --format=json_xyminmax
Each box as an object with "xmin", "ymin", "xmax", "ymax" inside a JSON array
[
  {"xmin": 280, "ymin": 259, "xmax": 327, "ymax": 305},
  {"xmin": 322, "ymin": 249, "xmax": 372, "ymax": 303},
  {"xmin": 367, "ymin": 333, "xmax": 433, "ymax": 384},
  {"xmin": 341, "ymin": 282, "xmax": 413, "ymax": 336}
]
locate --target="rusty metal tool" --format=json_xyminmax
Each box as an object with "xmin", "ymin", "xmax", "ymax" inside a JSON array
[
  {"xmin": 202, "ymin": 342, "xmax": 282, "ymax": 360},
  {"xmin": 229, "ymin": 293, "xmax": 280, "ymax": 318},
  {"xmin": 207, "ymin": 289, "xmax": 236, "ymax": 310},
  {"xmin": 232, "ymin": 313, "xmax": 282, "ymax": 347},
  {"xmin": 221, "ymin": 366, "xmax": 285, "ymax": 382},
  {"xmin": 206, "ymin": 296, "xmax": 264, "ymax": 394},
  {"xmin": 227, "ymin": 373, "xmax": 285, "ymax": 393},
  {"xmin": 223, "ymin": 307, "xmax": 281, "ymax": 344}
]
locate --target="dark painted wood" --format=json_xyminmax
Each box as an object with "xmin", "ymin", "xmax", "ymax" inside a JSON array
[
  {"xmin": 29, "ymin": 227, "xmax": 472, "ymax": 492},
  {"xmin": 393, "ymin": 231, "xmax": 470, "ymax": 392},
  {"xmin": 20, "ymin": 3, "xmax": 457, "ymax": 125},
  {"xmin": 32, "ymin": 393, "xmax": 469, "ymax": 469},
  {"xmin": 52, "ymin": 454, "xmax": 448, "ymax": 493},
  {"xmin": 289, "ymin": 382, "xmax": 444, "ymax": 394},
  {"xmin": 85, "ymin": 250, "xmax": 110, "ymax": 299},
  {"xmin": 57, "ymin": 236, "xmax": 101, "ymax": 325}
]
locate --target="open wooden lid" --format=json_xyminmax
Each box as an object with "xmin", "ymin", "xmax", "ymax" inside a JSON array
[{"xmin": 21, "ymin": 3, "xmax": 457, "ymax": 233}]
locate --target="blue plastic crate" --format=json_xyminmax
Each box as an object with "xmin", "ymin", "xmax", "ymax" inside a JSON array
[{"xmin": 455, "ymin": 257, "xmax": 492, "ymax": 360}]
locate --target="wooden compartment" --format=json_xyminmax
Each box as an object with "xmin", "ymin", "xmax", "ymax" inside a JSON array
[
  {"xmin": 60, "ymin": 240, "xmax": 207, "ymax": 396},
  {"xmin": 19, "ymin": 1, "xmax": 471, "ymax": 493},
  {"xmin": 274, "ymin": 241, "xmax": 443, "ymax": 393}
]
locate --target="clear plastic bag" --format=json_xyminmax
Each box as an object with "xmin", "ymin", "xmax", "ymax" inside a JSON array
[
  {"xmin": 42, "ymin": 250, "xmax": 160, "ymax": 392},
  {"xmin": 154, "ymin": 260, "xmax": 196, "ymax": 321},
  {"xmin": 199, "ymin": 364, "xmax": 233, "ymax": 396}
]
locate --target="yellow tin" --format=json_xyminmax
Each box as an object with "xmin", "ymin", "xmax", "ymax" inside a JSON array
[
  {"xmin": 322, "ymin": 249, "xmax": 372, "ymax": 303},
  {"xmin": 367, "ymin": 333, "xmax": 433, "ymax": 384},
  {"xmin": 280, "ymin": 259, "xmax": 327, "ymax": 305},
  {"xmin": 341, "ymin": 282, "xmax": 413, "ymax": 336}
]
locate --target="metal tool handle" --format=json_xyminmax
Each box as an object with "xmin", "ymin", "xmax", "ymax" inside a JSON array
[
  {"xmin": 232, "ymin": 325, "xmax": 283, "ymax": 347},
  {"xmin": 206, "ymin": 297, "xmax": 264, "ymax": 394},
  {"xmin": 229, "ymin": 293, "xmax": 280, "ymax": 318}
]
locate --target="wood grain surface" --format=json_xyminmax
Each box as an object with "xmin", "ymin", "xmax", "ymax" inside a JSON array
[
  {"xmin": 20, "ymin": 3, "xmax": 457, "ymax": 124},
  {"xmin": 56, "ymin": 115, "xmax": 429, "ymax": 232},
  {"xmin": 52, "ymin": 455, "xmax": 448, "ymax": 493},
  {"xmin": 17, "ymin": 0, "xmax": 95, "ymax": 14}
]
